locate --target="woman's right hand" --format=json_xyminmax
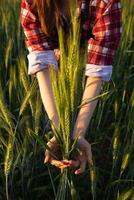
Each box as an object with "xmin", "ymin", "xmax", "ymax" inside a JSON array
[
  {"xmin": 54, "ymin": 49, "xmax": 60, "ymax": 62},
  {"xmin": 44, "ymin": 136, "xmax": 72, "ymax": 172}
]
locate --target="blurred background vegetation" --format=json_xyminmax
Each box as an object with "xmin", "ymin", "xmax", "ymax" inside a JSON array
[{"xmin": 0, "ymin": 0, "xmax": 134, "ymax": 199}]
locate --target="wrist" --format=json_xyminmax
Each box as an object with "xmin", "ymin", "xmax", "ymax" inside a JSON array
[
  {"xmin": 71, "ymin": 132, "xmax": 85, "ymax": 140},
  {"xmin": 72, "ymin": 126, "xmax": 86, "ymax": 138}
]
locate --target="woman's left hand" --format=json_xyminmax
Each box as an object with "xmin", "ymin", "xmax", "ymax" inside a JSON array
[{"xmin": 69, "ymin": 136, "xmax": 93, "ymax": 175}]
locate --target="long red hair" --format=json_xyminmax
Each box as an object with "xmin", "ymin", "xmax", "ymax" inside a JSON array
[{"xmin": 32, "ymin": 0, "xmax": 70, "ymax": 36}]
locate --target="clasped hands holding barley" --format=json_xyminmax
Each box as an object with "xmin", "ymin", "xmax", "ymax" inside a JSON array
[{"xmin": 44, "ymin": 136, "xmax": 93, "ymax": 175}]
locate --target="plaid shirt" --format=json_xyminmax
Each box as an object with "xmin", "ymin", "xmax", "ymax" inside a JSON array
[{"xmin": 20, "ymin": 0, "xmax": 122, "ymax": 69}]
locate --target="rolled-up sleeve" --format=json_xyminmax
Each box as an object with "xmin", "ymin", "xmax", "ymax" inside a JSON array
[
  {"xmin": 20, "ymin": 0, "xmax": 58, "ymax": 76},
  {"xmin": 27, "ymin": 51, "xmax": 58, "ymax": 76},
  {"xmin": 86, "ymin": 0, "xmax": 122, "ymax": 82},
  {"xmin": 85, "ymin": 64, "xmax": 112, "ymax": 81}
]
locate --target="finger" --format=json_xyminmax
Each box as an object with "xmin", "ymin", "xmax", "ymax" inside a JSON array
[
  {"xmin": 60, "ymin": 167, "xmax": 64, "ymax": 174},
  {"xmin": 60, "ymin": 160, "xmax": 75, "ymax": 173},
  {"xmin": 44, "ymin": 150, "xmax": 51, "ymax": 164},
  {"xmin": 62, "ymin": 159, "xmax": 71, "ymax": 165},
  {"xmin": 44, "ymin": 155, "xmax": 50, "ymax": 164},
  {"xmin": 87, "ymin": 155, "xmax": 93, "ymax": 166},
  {"xmin": 86, "ymin": 148, "xmax": 93, "ymax": 166},
  {"xmin": 60, "ymin": 161, "xmax": 70, "ymax": 174},
  {"xmin": 56, "ymin": 55, "xmax": 60, "ymax": 61},
  {"xmin": 74, "ymin": 161, "xmax": 86, "ymax": 175},
  {"xmin": 68, "ymin": 160, "xmax": 80, "ymax": 167},
  {"xmin": 51, "ymin": 159, "xmax": 62, "ymax": 167},
  {"xmin": 50, "ymin": 159, "xmax": 70, "ymax": 168}
]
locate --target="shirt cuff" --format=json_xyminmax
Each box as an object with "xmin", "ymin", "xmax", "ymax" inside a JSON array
[
  {"xmin": 85, "ymin": 64, "xmax": 113, "ymax": 82},
  {"xmin": 27, "ymin": 50, "xmax": 59, "ymax": 76}
]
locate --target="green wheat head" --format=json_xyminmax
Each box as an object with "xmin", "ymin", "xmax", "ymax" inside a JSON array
[{"xmin": 49, "ymin": 1, "xmax": 87, "ymax": 157}]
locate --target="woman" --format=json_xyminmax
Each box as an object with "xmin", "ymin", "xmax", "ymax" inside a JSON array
[{"xmin": 20, "ymin": 0, "xmax": 122, "ymax": 175}]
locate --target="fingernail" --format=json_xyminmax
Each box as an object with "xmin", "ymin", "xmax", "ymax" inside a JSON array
[{"xmin": 75, "ymin": 171, "xmax": 78, "ymax": 175}]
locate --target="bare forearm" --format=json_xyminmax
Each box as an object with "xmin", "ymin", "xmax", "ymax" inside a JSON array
[
  {"xmin": 36, "ymin": 69, "xmax": 103, "ymax": 137},
  {"xmin": 72, "ymin": 76, "xmax": 103, "ymax": 139},
  {"xmin": 36, "ymin": 68, "xmax": 59, "ymax": 130}
]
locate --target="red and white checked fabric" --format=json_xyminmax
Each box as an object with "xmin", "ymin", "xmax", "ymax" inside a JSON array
[
  {"xmin": 20, "ymin": 0, "xmax": 122, "ymax": 79},
  {"xmin": 87, "ymin": 0, "xmax": 122, "ymax": 65}
]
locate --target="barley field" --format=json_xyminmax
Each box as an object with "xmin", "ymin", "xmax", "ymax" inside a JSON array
[{"xmin": 0, "ymin": 0, "xmax": 134, "ymax": 200}]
